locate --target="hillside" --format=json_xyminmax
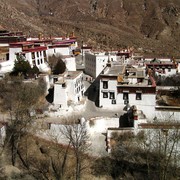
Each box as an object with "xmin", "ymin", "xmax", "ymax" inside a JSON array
[{"xmin": 0, "ymin": 0, "xmax": 180, "ymax": 56}]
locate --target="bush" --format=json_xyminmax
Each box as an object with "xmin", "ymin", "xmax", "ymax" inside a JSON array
[{"xmin": 53, "ymin": 59, "xmax": 66, "ymax": 75}]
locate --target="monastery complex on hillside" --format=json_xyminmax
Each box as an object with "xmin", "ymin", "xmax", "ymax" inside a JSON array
[{"xmin": 0, "ymin": 30, "xmax": 180, "ymax": 153}]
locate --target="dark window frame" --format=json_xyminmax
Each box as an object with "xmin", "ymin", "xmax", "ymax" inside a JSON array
[
  {"xmin": 123, "ymin": 92, "xmax": 129, "ymax": 100},
  {"xmin": 102, "ymin": 81, "xmax": 108, "ymax": 89},
  {"xmin": 103, "ymin": 92, "xmax": 108, "ymax": 98},
  {"xmin": 136, "ymin": 93, "xmax": 142, "ymax": 100},
  {"xmin": 112, "ymin": 99, "xmax": 116, "ymax": 104},
  {"xmin": 109, "ymin": 92, "xmax": 115, "ymax": 99}
]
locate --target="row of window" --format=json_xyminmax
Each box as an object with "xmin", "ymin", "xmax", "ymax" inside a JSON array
[
  {"xmin": 37, "ymin": 59, "xmax": 44, "ymax": 65},
  {"xmin": 31, "ymin": 51, "xmax": 47, "ymax": 60},
  {"xmin": 102, "ymin": 92, "xmax": 142, "ymax": 100},
  {"xmin": 103, "ymin": 92, "xmax": 115, "ymax": 99},
  {"xmin": 75, "ymin": 77, "xmax": 83, "ymax": 88},
  {"xmin": 75, "ymin": 84, "xmax": 84, "ymax": 94},
  {"xmin": 150, "ymin": 67, "xmax": 171, "ymax": 72},
  {"xmin": 123, "ymin": 92, "xmax": 142, "ymax": 100}
]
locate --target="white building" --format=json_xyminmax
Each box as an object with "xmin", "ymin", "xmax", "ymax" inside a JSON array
[
  {"xmin": 144, "ymin": 58, "xmax": 178, "ymax": 77},
  {"xmin": 85, "ymin": 52, "xmax": 117, "ymax": 78},
  {"xmin": 47, "ymin": 44, "xmax": 71, "ymax": 57},
  {"xmin": 53, "ymin": 71, "xmax": 85, "ymax": 109},
  {"xmin": 99, "ymin": 62, "xmax": 156, "ymax": 119},
  {"xmin": 0, "ymin": 41, "xmax": 50, "ymax": 73},
  {"xmin": 81, "ymin": 46, "xmax": 92, "ymax": 56},
  {"xmin": 0, "ymin": 31, "xmax": 79, "ymax": 74},
  {"xmin": 62, "ymin": 55, "xmax": 76, "ymax": 71}
]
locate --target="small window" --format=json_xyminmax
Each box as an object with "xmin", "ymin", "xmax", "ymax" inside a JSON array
[
  {"xmin": 109, "ymin": 92, "xmax": 115, "ymax": 99},
  {"xmin": 123, "ymin": 92, "xmax": 129, "ymax": 100},
  {"xmin": 41, "ymin": 59, "xmax": 43, "ymax": 64},
  {"xmin": 32, "ymin": 52, "xmax": 35, "ymax": 59},
  {"xmin": 124, "ymin": 100, "xmax": 129, "ymax": 105},
  {"xmin": 136, "ymin": 93, "xmax": 142, "ymax": 100},
  {"xmin": 168, "ymin": 68, "xmax": 171, "ymax": 72},
  {"xmin": 62, "ymin": 83, "xmax": 66, "ymax": 88},
  {"xmin": 103, "ymin": 81, "xmax": 108, "ymax": 89},
  {"xmin": 43, "ymin": 51, "xmax": 47, "ymax": 58},
  {"xmin": 54, "ymin": 77, "xmax": 58, "ymax": 83},
  {"xmin": 6, "ymin": 53, "xmax": 9, "ymax": 60},
  {"xmin": 103, "ymin": 92, "xmax": 108, "ymax": 98},
  {"xmin": 112, "ymin": 99, "xmax": 116, "ymax": 104},
  {"xmin": 37, "ymin": 60, "xmax": 40, "ymax": 65},
  {"xmin": 137, "ymin": 78, "xmax": 143, "ymax": 83},
  {"xmin": 37, "ymin": 52, "xmax": 39, "ymax": 58},
  {"xmin": 33, "ymin": 60, "xmax": 35, "ymax": 66}
]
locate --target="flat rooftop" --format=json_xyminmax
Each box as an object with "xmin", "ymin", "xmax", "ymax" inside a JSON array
[
  {"xmin": 55, "ymin": 71, "xmax": 83, "ymax": 84},
  {"xmin": 65, "ymin": 71, "xmax": 82, "ymax": 79},
  {"xmin": 103, "ymin": 65, "xmax": 125, "ymax": 76}
]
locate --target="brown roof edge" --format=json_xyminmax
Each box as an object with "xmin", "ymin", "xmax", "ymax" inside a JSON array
[{"xmin": 139, "ymin": 123, "xmax": 180, "ymax": 129}]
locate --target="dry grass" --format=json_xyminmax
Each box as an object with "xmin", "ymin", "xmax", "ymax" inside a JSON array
[{"xmin": 0, "ymin": 0, "xmax": 179, "ymax": 57}]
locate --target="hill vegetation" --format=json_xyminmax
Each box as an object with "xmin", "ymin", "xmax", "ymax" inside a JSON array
[{"xmin": 0, "ymin": 0, "xmax": 179, "ymax": 56}]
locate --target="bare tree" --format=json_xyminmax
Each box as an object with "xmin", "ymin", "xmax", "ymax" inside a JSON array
[
  {"xmin": 111, "ymin": 123, "xmax": 180, "ymax": 179},
  {"xmin": 0, "ymin": 76, "xmax": 46, "ymax": 166},
  {"xmin": 93, "ymin": 122, "xmax": 180, "ymax": 179},
  {"xmin": 47, "ymin": 132, "xmax": 71, "ymax": 180},
  {"xmin": 60, "ymin": 121, "xmax": 90, "ymax": 180}
]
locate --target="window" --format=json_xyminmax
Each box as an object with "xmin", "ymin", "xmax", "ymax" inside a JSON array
[
  {"xmin": 103, "ymin": 81, "xmax": 108, "ymax": 89},
  {"xmin": 54, "ymin": 77, "xmax": 58, "ymax": 83},
  {"xmin": 109, "ymin": 92, "xmax": 115, "ymax": 99},
  {"xmin": 6, "ymin": 53, "xmax": 9, "ymax": 60},
  {"xmin": 168, "ymin": 68, "xmax": 171, "ymax": 72},
  {"xmin": 32, "ymin": 60, "xmax": 35, "ymax": 66},
  {"xmin": 112, "ymin": 99, "xmax": 116, "ymax": 104},
  {"xmin": 162, "ymin": 67, "xmax": 165, "ymax": 73},
  {"xmin": 103, "ymin": 92, "xmax": 108, "ymax": 98},
  {"xmin": 43, "ymin": 51, "xmax": 47, "ymax": 58},
  {"xmin": 137, "ymin": 78, "xmax": 143, "ymax": 83},
  {"xmin": 62, "ymin": 83, "xmax": 66, "ymax": 88},
  {"xmin": 37, "ymin": 60, "xmax": 40, "ymax": 65},
  {"xmin": 136, "ymin": 93, "xmax": 142, "ymax": 100},
  {"xmin": 123, "ymin": 92, "xmax": 129, "ymax": 100},
  {"xmin": 32, "ymin": 52, "xmax": 35, "ymax": 59},
  {"xmin": 124, "ymin": 100, "xmax": 129, "ymax": 105},
  {"xmin": 41, "ymin": 59, "xmax": 43, "ymax": 64},
  {"xmin": 37, "ymin": 52, "xmax": 39, "ymax": 58}
]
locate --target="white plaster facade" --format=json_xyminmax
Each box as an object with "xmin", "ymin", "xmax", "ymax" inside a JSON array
[
  {"xmin": 0, "ymin": 42, "xmax": 50, "ymax": 73},
  {"xmin": 85, "ymin": 52, "xmax": 117, "ymax": 78},
  {"xmin": 47, "ymin": 45, "xmax": 70, "ymax": 57},
  {"xmin": 144, "ymin": 58, "xmax": 177, "ymax": 77},
  {"xmin": 99, "ymin": 63, "xmax": 156, "ymax": 120},
  {"xmin": 0, "ymin": 34, "xmax": 78, "ymax": 74},
  {"xmin": 53, "ymin": 71, "xmax": 85, "ymax": 109},
  {"xmin": 62, "ymin": 56, "xmax": 76, "ymax": 71}
]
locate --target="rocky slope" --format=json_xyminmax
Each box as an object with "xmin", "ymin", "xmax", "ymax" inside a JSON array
[{"xmin": 0, "ymin": 0, "xmax": 180, "ymax": 56}]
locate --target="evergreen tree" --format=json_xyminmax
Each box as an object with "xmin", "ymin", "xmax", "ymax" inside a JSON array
[
  {"xmin": 12, "ymin": 55, "xmax": 31, "ymax": 77},
  {"xmin": 53, "ymin": 59, "xmax": 66, "ymax": 75}
]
